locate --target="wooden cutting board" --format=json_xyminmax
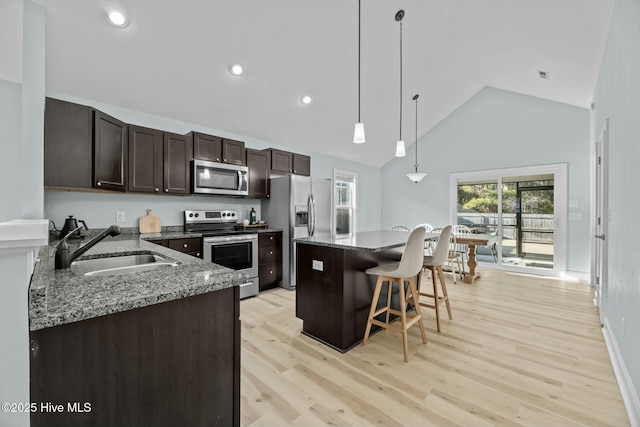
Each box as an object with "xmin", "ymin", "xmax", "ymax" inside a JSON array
[{"xmin": 139, "ymin": 209, "xmax": 161, "ymax": 233}]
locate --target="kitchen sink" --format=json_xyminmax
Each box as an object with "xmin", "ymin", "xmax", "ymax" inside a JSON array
[{"xmin": 70, "ymin": 253, "xmax": 179, "ymax": 276}]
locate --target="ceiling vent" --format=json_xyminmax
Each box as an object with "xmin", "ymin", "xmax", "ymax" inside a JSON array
[{"xmin": 537, "ymin": 70, "xmax": 549, "ymax": 79}]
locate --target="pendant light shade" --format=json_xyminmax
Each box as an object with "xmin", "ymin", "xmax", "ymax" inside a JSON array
[
  {"xmin": 353, "ymin": 0, "xmax": 365, "ymax": 144},
  {"xmin": 395, "ymin": 10, "xmax": 405, "ymax": 157},
  {"xmin": 353, "ymin": 122, "xmax": 365, "ymax": 144},
  {"xmin": 406, "ymin": 94, "xmax": 427, "ymax": 183}
]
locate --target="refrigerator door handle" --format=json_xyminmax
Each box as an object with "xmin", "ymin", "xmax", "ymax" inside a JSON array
[{"xmin": 308, "ymin": 194, "xmax": 316, "ymax": 236}]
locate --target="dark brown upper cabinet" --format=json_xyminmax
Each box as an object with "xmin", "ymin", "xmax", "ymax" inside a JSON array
[
  {"xmin": 193, "ymin": 132, "xmax": 246, "ymax": 166},
  {"xmin": 128, "ymin": 125, "xmax": 164, "ymax": 193},
  {"xmin": 292, "ymin": 153, "xmax": 311, "ymax": 176},
  {"xmin": 163, "ymin": 132, "xmax": 193, "ymax": 194},
  {"xmin": 246, "ymin": 148, "xmax": 270, "ymax": 199},
  {"xmin": 93, "ymin": 110, "xmax": 128, "ymax": 191},
  {"xmin": 193, "ymin": 132, "xmax": 222, "ymax": 162},
  {"xmin": 266, "ymin": 148, "xmax": 310, "ymax": 176},
  {"xmin": 44, "ymin": 98, "xmax": 93, "ymax": 190}
]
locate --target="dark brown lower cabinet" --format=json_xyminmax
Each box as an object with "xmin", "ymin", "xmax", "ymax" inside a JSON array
[
  {"xmin": 258, "ymin": 231, "xmax": 282, "ymax": 291},
  {"xmin": 30, "ymin": 287, "xmax": 240, "ymax": 427}
]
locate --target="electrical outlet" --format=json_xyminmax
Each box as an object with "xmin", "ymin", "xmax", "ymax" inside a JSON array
[{"xmin": 116, "ymin": 211, "xmax": 126, "ymax": 222}]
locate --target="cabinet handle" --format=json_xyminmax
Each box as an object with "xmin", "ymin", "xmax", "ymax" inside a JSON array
[
  {"xmin": 183, "ymin": 243, "xmax": 188, "ymax": 248},
  {"xmin": 270, "ymin": 236, "xmax": 273, "ymax": 240},
  {"xmin": 155, "ymin": 188, "xmax": 159, "ymax": 192},
  {"xmin": 165, "ymin": 189, "xmax": 169, "ymax": 193},
  {"xmin": 269, "ymin": 270, "xmax": 273, "ymax": 274},
  {"xmin": 289, "ymin": 169, "xmax": 293, "ymax": 173},
  {"xmin": 96, "ymin": 181, "xmax": 102, "ymax": 187},
  {"xmin": 294, "ymin": 170, "xmax": 297, "ymax": 173},
  {"xmin": 269, "ymin": 251, "xmax": 273, "ymax": 255},
  {"xmin": 223, "ymin": 158, "xmax": 227, "ymax": 162},
  {"xmin": 216, "ymin": 158, "xmax": 220, "ymax": 161}
]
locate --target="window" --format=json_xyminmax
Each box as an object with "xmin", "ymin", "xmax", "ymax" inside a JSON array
[
  {"xmin": 333, "ymin": 169, "xmax": 357, "ymax": 236},
  {"xmin": 451, "ymin": 164, "xmax": 567, "ymax": 275}
]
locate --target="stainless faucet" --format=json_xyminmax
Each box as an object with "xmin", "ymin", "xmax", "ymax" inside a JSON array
[{"xmin": 55, "ymin": 225, "xmax": 122, "ymax": 269}]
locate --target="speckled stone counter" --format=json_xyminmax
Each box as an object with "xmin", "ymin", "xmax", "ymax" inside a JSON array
[
  {"xmin": 29, "ymin": 235, "xmax": 244, "ymax": 331},
  {"xmin": 294, "ymin": 230, "xmax": 438, "ymax": 252}
]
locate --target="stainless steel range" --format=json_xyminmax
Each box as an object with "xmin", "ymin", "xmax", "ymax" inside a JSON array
[{"xmin": 184, "ymin": 210, "xmax": 258, "ymax": 299}]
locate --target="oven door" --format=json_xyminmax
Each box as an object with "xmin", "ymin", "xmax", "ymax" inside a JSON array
[{"xmin": 203, "ymin": 234, "xmax": 259, "ymax": 298}]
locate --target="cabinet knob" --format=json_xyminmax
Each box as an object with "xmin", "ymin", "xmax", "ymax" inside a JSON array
[
  {"xmin": 155, "ymin": 188, "xmax": 159, "ymax": 192},
  {"xmin": 269, "ymin": 251, "xmax": 273, "ymax": 255},
  {"xmin": 196, "ymin": 252, "xmax": 201, "ymax": 257},
  {"xmin": 183, "ymin": 243, "xmax": 188, "ymax": 248},
  {"xmin": 289, "ymin": 170, "xmax": 293, "ymax": 173},
  {"xmin": 216, "ymin": 158, "xmax": 220, "ymax": 161},
  {"xmin": 270, "ymin": 236, "xmax": 273, "ymax": 240},
  {"xmin": 165, "ymin": 189, "xmax": 169, "ymax": 193},
  {"xmin": 223, "ymin": 158, "xmax": 227, "ymax": 162},
  {"xmin": 269, "ymin": 270, "xmax": 273, "ymax": 274},
  {"xmin": 96, "ymin": 181, "xmax": 102, "ymax": 187},
  {"xmin": 294, "ymin": 170, "xmax": 297, "ymax": 173}
]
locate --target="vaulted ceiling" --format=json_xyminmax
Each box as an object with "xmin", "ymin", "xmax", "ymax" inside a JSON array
[{"xmin": 33, "ymin": 0, "xmax": 613, "ymax": 167}]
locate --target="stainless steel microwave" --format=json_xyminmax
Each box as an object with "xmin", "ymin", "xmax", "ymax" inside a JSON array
[{"xmin": 192, "ymin": 159, "xmax": 248, "ymax": 196}]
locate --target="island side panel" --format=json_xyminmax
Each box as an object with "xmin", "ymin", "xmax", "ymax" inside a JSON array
[
  {"xmin": 30, "ymin": 287, "xmax": 239, "ymax": 427},
  {"xmin": 296, "ymin": 242, "xmax": 400, "ymax": 352},
  {"xmin": 296, "ymin": 243, "xmax": 345, "ymax": 350}
]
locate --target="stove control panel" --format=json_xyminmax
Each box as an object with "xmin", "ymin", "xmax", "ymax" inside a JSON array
[{"xmin": 184, "ymin": 210, "xmax": 238, "ymax": 224}]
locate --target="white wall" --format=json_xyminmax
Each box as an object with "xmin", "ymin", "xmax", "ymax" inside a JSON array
[
  {"xmin": 43, "ymin": 94, "xmax": 382, "ymax": 232},
  {"xmin": 0, "ymin": 2, "xmax": 46, "ymax": 427},
  {"xmin": 591, "ymin": 0, "xmax": 640, "ymax": 421},
  {"xmin": 381, "ymin": 87, "xmax": 591, "ymax": 273}
]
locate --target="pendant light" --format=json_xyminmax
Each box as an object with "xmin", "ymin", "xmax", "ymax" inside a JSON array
[
  {"xmin": 395, "ymin": 10, "xmax": 405, "ymax": 157},
  {"xmin": 406, "ymin": 94, "xmax": 427, "ymax": 183},
  {"xmin": 353, "ymin": 0, "xmax": 365, "ymax": 144}
]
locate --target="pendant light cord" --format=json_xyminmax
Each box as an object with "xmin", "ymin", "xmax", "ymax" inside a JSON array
[
  {"xmin": 358, "ymin": 0, "xmax": 361, "ymax": 123},
  {"xmin": 399, "ymin": 19, "xmax": 403, "ymax": 141},
  {"xmin": 414, "ymin": 95, "xmax": 419, "ymax": 171}
]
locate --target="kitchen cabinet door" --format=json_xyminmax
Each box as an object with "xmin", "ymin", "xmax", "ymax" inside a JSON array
[
  {"xmin": 246, "ymin": 148, "xmax": 270, "ymax": 198},
  {"xmin": 44, "ymin": 98, "xmax": 93, "ymax": 190},
  {"xmin": 193, "ymin": 132, "xmax": 222, "ymax": 162},
  {"xmin": 222, "ymin": 138, "xmax": 246, "ymax": 166},
  {"xmin": 268, "ymin": 148, "xmax": 293, "ymax": 173},
  {"xmin": 163, "ymin": 132, "xmax": 192, "ymax": 194},
  {"xmin": 93, "ymin": 110, "xmax": 128, "ymax": 191},
  {"xmin": 128, "ymin": 125, "xmax": 163, "ymax": 193},
  {"xmin": 292, "ymin": 153, "xmax": 311, "ymax": 176}
]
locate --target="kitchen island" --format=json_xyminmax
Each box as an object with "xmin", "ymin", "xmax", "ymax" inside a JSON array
[
  {"xmin": 29, "ymin": 235, "xmax": 243, "ymax": 427},
  {"xmin": 294, "ymin": 230, "xmax": 424, "ymax": 352}
]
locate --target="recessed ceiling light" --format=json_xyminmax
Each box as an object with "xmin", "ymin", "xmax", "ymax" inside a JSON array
[
  {"xmin": 300, "ymin": 95, "xmax": 312, "ymax": 105},
  {"xmin": 229, "ymin": 64, "xmax": 244, "ymax": 76},
  {"xmin": 106, "ymin": 9, "xmax": 129, "ymax": 28}
]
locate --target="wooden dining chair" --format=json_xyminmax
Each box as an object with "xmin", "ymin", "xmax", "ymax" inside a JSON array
[
  {"xmin": 452, "ymin": 224, "xmax": 472, "ymax": 274},
  {"xmin": 432, "ymin": 228, "xmax": 463, "ymax": 283},
  {"xmin": 415, "ymin": 223, "xmax": 434, "ymax": 255},
  {"xmin": 391, "ymin": 225, "xmax": 410, "ymax": 231}
]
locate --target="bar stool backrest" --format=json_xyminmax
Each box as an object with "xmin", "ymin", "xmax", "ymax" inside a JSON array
[
  {"xmin": 395, "ymin": 226, "xmax": 427, "ymax": 277},
  {"xmin": 431, "ymin": 225, "xmax": 453, "ymax": 266}
]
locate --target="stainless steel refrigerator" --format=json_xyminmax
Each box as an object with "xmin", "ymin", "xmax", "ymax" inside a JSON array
[{"xmin": 262, "ymin": 175, "xmax": 332, "ymax": 290}]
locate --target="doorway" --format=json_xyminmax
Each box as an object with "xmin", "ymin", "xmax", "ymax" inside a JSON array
[
  {"xmin": 592, "ymin": 120, "xmax": 609, "ymax": 325},
  {"xmin": 451, "ymin": 164, "xmax": 567, "ymax": 275}
]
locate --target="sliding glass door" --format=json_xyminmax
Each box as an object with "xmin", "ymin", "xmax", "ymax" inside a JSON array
[{"xmin": 451, "ymin": 164, "xmax": 567, "ymax": 275}]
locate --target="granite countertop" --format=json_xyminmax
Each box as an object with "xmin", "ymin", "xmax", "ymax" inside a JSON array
[
  {"xmin": 294, "ymin": 230, "xmax": 438, "ymax": 252},
  {"xmin": 29, "ymin": 234, "xmax": 244, "ymax": 331}
]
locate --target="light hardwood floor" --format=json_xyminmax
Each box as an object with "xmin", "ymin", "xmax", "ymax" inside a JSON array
[{"xmin": 239, "ymin": 269, "xmax": 629, "ymax": 427}]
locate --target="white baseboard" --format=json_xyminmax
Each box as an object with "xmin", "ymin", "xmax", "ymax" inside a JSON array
[
  {"xmin": 603, "ymin": 319, "xmax": 640, "ymax": 427},
  {"xmin": 562, "ymin": 270, "xmax": 590, "ymax": 282}
]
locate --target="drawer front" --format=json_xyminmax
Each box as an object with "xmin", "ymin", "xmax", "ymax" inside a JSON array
[
  {"xmin": 168, "ymin": 238, "xmax": 202, "ymax": 253},
  {"xmin": 258, "ymin": 244, "xmax": 280, "ymax": 263},
  {"xmin": 186, "ymin": 251, "xmax": 202, "ymax": 259},
  {"xmin": 258, "ymin": 232, "xmax": 281, "ymax": 246},
  {"xmin": 259, "ymin": 262, "xmax": 282, "ymax": 289}
]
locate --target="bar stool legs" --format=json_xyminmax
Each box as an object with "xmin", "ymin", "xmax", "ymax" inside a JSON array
[
  {"xmin": 363, "ymin": 274, "xmax": 427, "ymax": 362},
  {"xmin": 418, "ymin": 265, "xmax": 452, "ymax": 332}
]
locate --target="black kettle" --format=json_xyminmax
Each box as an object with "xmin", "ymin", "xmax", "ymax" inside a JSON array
[{"xmin": 60, "ymin": 215, "xmax": 88, "ymax": 239}]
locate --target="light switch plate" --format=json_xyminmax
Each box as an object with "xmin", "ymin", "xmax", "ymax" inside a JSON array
[
  {"xmin": 116, "ymin": 211, "xmax": 126, "ymax": 222},
  {"xmin": 568, "ymin": 199, "xmax": 580, "ymax": 209},
  {"xmin": 569, "ymin": 212, "xmax": 583, "ymax": 221},
  {"xmin": 312, "ymin": 260, "xmax": 324, "ymax": 271}
]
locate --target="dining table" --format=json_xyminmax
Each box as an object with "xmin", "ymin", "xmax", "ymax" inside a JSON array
[{"xmin": 451, "ymin": 232, "xmax": 500, "ymax": 283}]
